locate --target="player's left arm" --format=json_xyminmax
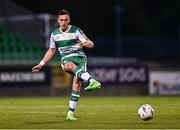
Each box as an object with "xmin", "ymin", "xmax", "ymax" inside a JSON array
[
  {"xmin": 81, "ymin": 34, "xmax": 94, "ymax": 48},
  {"xmin": 77, "ymin": 28, "xmax": 94, "ymax": 48}
]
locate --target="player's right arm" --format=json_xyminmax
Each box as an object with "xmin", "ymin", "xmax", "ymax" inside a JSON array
[
  {"xmin": 32, "ymin": 33, "xmax": 56, "ymax": 73},
  {"xmin": 32, "ymin": 48, "xmax": 56, "ymax": 72}
]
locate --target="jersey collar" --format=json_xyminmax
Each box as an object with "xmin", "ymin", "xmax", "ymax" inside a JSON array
[{"xmin": 59, "ymin": 25, "xmax": 71, "ymax": 33}]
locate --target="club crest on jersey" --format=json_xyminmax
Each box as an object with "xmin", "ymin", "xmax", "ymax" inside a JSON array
[
  {"xmin": 56, "ymin": 36, "xmax": 60, "ymax": 39},
  {"xmin": 54, "ymin": 33, "xmax": 76, "ymax": 41}
]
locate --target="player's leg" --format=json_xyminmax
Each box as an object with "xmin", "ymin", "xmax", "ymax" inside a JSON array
[
  {"xmin": 75, "ymin": 68, "xmax": 101, "ymax": 92},
  {"xmin": 66, "ymin": 76, "xmax": 81, "ymax": 121},
  {"xmin": 73, "ymin": 57, "xmax": 101, "ymax": 92},
  {"xmin": 63, "ymin": 58, "xmax": 101, "ymax": 92},
  {"xmin": 63, "ymin": 62, "xmax": 77, "ymax": 73}
]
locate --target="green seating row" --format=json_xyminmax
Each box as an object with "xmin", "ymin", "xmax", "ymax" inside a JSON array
[
  {"xmin": 0, "ymin": 25, "xmax": 44, "ymax": 62},
  {"xmin": 0, "ymin": 24, "xmax": 8, "ymax": 35}
]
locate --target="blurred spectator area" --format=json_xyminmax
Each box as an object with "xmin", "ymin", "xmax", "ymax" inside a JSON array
[
  {"xmin": 93, "ymin": 37, "xmax": 180, "ymax": 62},
  {"xmin": 0, "ymin": 0, "xmax": 180, "ymax": 65},
  {"xmin": 0, "ymin": 0, "xmax": 58, "ymax": 64},
  {"xmin": 0, "ymin": 24, "xmax": 45, "ymax": 64}
]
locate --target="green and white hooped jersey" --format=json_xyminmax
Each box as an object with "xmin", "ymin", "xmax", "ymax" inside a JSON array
[{"xmin": 50, "ymin": 25, "xmax": 87, "ymax": 61}]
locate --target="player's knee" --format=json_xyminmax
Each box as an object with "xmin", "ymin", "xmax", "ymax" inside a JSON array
[
  {"xmin": 64, "ymin": 62, "xmax": 76, "ymax": 71},
  {"xmin": 64, "ymin": 63, "xmax": 72, "ymax": 71}
]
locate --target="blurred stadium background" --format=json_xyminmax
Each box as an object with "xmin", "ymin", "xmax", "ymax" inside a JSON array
[
  {"xmin": 1, "ymin": 0, "xmax": 180, "ymax": 129},
  {"xmin": 0, "ymin": 0, "xmax": 180, "ymax": 97}
]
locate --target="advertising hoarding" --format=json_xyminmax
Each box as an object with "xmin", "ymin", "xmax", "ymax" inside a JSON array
[
  {"xmin": 0, "ymin": 65, "xmax": 51, "ymax": 86},
  {"xmin": 88, "ymin": 64, "xmax": 148, "ymax": 85},
  {"xmin": 149, "ymin": 71, "xmax": 180, "ymax": 95}
]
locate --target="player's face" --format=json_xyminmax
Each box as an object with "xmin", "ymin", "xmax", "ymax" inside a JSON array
[{"xmin": 57, "ymin": 14, "xmax": 70, "ymax": 31}]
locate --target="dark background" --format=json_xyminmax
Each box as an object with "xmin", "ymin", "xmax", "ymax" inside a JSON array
[
  {"xmin": 13, "ymin": 0, "xmax": 180, "ymax": 37},
  {"xmin": 1, "ymin": 0, "xmax": 180, "ymax": 62},
  {"xmin": 0, "ymin": 0, "xmax": 179, "ymax": 97}
]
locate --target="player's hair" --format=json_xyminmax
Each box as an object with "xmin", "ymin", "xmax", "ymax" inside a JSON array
[{"xmin": 58, "ymin": 9, "xmax": 70, "ymax": 16}]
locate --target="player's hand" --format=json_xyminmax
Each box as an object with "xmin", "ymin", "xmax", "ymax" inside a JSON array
[
  {"xmin": 32, "ymin": 64, "xmax": 42, "ymax": 72},
  {"xmin": 79, "ymin": 41, "xmax": 87, "ymax": 48},
  {"xmin": 79, "ymin": 41, "xmax": 94, "ymax": 48}
]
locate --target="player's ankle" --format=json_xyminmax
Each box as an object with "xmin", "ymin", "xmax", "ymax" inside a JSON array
[
  {"xmin": 67, "ymin": 111, "xmax": 73, "ymax": 115},
  {"xmin": 88, "ymin": 78, "xmax": 95, "ymax": 83}
]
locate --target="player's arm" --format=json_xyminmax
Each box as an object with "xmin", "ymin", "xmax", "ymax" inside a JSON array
[
  {"xmin": 77, "ymin": 29, "xmax": 94, "ymax": 48},
  {"xmin": 32, "ymin": 48, "xmax": 56, "ymax": 72},
  {"xmin": 81, "ymin": 34, "xmax": 94, "ymax": 48},
  {"xmin": 32, "ymin": 32, "xmax": 56, "ymax": 72}
]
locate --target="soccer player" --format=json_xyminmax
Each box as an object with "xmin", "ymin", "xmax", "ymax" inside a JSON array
[{"xmin": 32, "ymin": 9, "xmax": 101, "ymax": 121}]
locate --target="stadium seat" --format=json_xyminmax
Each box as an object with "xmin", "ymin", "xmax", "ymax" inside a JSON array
[
  {"xmin": 25, "ymin": 42, "xmax": 44, "ymax": 60},
  {"xmin": 0, "ymin": 42, "xmax": 10, "ymax": 60},
  {"xmin": 0, "ymin": 24, "xmax": 7, "ymax": 35},
  {"xmin": 0, "ymin": 33, "xmax": 8, "ymax": 44},
  {"xmin": 0, "ymin": 24, "xmax": 44, "ymax": 62}
]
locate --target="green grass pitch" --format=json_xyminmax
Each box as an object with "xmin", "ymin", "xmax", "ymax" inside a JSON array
[{"xmin": 0, "ymin": 96, "xmax": 180, "ymax": 129}]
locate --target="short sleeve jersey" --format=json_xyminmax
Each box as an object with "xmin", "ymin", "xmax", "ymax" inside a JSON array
[{"xmin": 50, "ymin": 25, "xmax": 87, "ymax": 60}]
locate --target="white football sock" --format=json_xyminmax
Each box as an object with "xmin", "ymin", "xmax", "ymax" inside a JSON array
[{"xmin": 80, "ymin": 72, "xmax": 91, "ymax": 81}]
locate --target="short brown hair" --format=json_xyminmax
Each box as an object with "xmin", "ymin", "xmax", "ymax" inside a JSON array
[{"xmin": 58, "ymin": 9, "xmax": 70, "ymax": 16}]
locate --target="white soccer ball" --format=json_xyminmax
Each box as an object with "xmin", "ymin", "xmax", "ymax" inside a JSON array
[{"xmin": 138, "ymin": 104, "xmax": 154, "ymax": 121}]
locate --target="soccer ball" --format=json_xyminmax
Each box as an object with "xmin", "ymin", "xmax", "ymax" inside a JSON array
[{"xmin": 138, "ymin": 104, "xmax": 154, "ymax": 121}]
